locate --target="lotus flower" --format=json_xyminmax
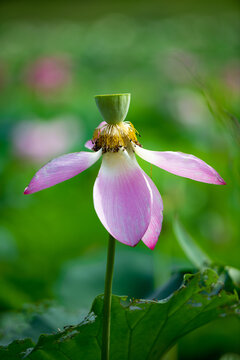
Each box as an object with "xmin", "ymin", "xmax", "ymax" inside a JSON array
[
  {"xmin": 26, "ymin": 56, "xmax": 72, "ymax": 93},
  {"xmin": 12, "ymin": 117, "xmax": 82, "ymax": 163},
  {"xmin": 24, "ymin": 94, "xmax": 226, "ymax": 249}
]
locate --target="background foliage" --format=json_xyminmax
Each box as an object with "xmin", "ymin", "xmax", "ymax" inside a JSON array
[{"xmin": 0, "ymin": 0, "xmax": 239, "ymax": 358}]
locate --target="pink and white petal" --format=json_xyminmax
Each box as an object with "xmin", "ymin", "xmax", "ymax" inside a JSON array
[
  {"xmin": 96, "ymin": 121, "xmax": 107, "ymax": 129},
  {"xmin": 84, "ymin": 121, "xmax": 107, "ymax": 150},
  {"xmin": 134, "ymin": 145, "xmax": 226, "ymax": 185},
  {"xmin": 24, "ymin": 149, "xmax": 102, "ymax": 194},
  {"xmin": 85, "ymin": 139, "xmax": 94, "ymax": 150},
  {"xmin": 141, "ymin": 172, "xmax": 163, "ymax": 250},
  {"xmin": 93, "ymin": 150, "xmax": 152, "ymax": 246}
]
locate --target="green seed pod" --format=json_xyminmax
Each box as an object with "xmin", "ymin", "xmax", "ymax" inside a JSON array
[{"xmin": 95, "ymin": 93, "xmax": 131, "ymax": 125}]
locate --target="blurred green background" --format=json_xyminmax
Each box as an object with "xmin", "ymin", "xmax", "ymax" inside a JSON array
[{"xmin": 0, "ymin": 0, "xmax": 239, "ymax": 358}]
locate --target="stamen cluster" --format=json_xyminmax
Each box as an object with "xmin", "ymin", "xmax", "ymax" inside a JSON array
[{"xmin": 92, "ymin": 122, "xmax": 141, "ymax": 153}]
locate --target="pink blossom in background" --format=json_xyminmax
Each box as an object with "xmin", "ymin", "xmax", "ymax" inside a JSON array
[
  {"xmin": 12, "ymin": 117, "xmax": 83, "ymax": 163},
  {"xmin": 24, "ymin": 120, "xmax": 225, "ymax": 249},
  {"xmin": 25, "ymin": 56, "xmax": 72, "ymax": 92},
  {"xmin": 171, "ymin": 90, "xmax": 211, "ymax": 127}
]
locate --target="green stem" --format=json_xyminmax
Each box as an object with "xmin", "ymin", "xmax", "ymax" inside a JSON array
[{"xmin": 101, "ymin": 234, "xmax": 116, "ymax": 360}]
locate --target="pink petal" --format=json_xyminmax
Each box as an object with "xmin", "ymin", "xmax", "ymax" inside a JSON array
[
  {"xmin": 141, "ymin": 172, "xmax": 163, "ymax": 250},
  {"xmin": 134, "ymin": 145, "xmax": 226, "ymax": 185},
  {"xmin": 24, "ymin": 150, "xmax": 102, "ymax": 194},
  {"xmin": 85, "ymin": 140, "xmax": 94, "ymax": 150},
  {"xmin": 93, "ymin": 150, "xmax": 152, "ymax": 246},
  {"xmin": 96, "ymin": 121, "xmax": 107, "ymax": 129},
  {"xmin": 84, "ymin": 121, "xmax": 107, "ymax": 151}
]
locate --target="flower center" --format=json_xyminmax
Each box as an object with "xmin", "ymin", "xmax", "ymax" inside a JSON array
[{"xmin": 92, "ymin": 122, "xmax": 141, "ymax": 153}]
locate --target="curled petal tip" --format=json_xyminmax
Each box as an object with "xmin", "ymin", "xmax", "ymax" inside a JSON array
[
  {"xmin": 215, "ymin": 174, "xmax": 226, "ymax": 185},
  {"xmin": 208, "ymin": 175, "xmax": 226, "ymax": 185},
  {"xmin": 24, "ymin": 186, "xmax": 29, "ymax": 195},
  {"xmin": 219, "ymin": 177, "xmax": 227, "ymax": 185},
  {"xmin": 220, "ymin": 180, "xmax": 227, "ymax": 185},
  {"xmin": 146, "ymin": 243, "xmax": 156, "ymax": 250}
]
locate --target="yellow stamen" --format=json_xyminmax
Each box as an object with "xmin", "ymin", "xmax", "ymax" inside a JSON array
[{"xmin": 92, "ymin": 122, "xmax": 140, "ymax": 153}]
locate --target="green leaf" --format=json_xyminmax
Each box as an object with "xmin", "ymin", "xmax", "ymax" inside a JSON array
[
  {"xmin": 0, "ymin": 338, "xmax": 34, "ymax": 360},
  {"xmin": 219, "ymin": 354, "xmax": 240, "ymax": 360},
  {"xmin": 1, "ymin": 269, "xmax": 239, "ymax": 360},
  {"xmin": 227, "ymin": 267, "xmax": 240, "ymax": 289},
  {"xmin": 173, "ymin": 219, "xmax": 211, "ymax": 269},
  {"xmin": 0, "ymin": 302, "xmax": 86, "ymax": 346}
]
